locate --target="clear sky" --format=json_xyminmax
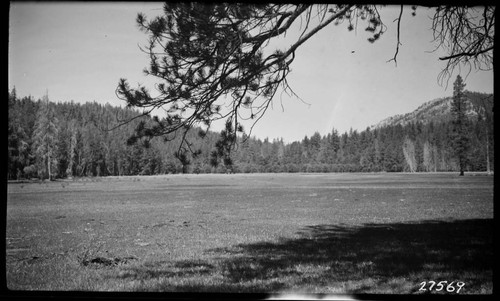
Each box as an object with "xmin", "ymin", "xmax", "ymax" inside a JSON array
[{"xmin": 9, "ymin": 3, "xmax": 494, "ymax": 143}]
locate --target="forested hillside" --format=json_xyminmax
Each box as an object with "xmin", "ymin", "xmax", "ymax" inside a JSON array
[
  {"xmin": 7, "ymin": 89, "xmax": 493, "ymax": 180},
  {"xmin": 373, "ymin": 91, "xmax": 493, "ymax": 129}
]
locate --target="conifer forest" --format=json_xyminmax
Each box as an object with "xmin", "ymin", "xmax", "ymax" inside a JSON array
[{"xmin": 7, "ymin": 89, "xmax": 493, "ymax": 180}]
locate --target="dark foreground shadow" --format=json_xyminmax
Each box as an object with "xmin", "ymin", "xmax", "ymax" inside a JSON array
[{"xmin": 116, "ymin": 219, "xmax": 493, "ymax": 293}]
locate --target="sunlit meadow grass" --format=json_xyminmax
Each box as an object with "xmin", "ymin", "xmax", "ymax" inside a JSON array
[{"xmin": 6, "ymin": 173, "xmax": 493, "ymax": 294}]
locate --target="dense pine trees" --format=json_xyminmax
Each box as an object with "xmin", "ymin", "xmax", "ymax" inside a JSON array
[{"xmin": 7, "ymin": 88, "xmax": 494, "ymax": 180}]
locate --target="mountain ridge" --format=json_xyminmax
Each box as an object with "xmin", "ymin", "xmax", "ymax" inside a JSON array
[{"xmin": 370, "ymin": 91, "xmax": 492, "ymax": 130}]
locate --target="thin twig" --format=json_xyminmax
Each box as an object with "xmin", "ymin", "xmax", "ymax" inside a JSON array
[{"xmin": 387, "ymin": 5, "xmax": 403, "ymax": 66}]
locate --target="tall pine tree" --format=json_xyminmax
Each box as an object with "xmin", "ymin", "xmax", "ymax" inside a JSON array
[{"xmin": 450, "ymin": 75, "xmax": 469, "ymax": 176}]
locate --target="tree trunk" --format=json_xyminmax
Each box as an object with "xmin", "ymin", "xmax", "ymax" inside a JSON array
[
  {"xmin": 47, "ymin": 153, "xmax": 52, "ymax": 180},
  {"xmin": 485, "ymin": 132, "xmax": 490, "ymax": 174}
]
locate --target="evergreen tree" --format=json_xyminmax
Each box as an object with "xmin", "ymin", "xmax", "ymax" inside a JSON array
[
  {"xmin": 66, "ymin": 120, "xmax": 78, "ymax": 178},
  {"xmin": 175, "ymin": 150, "xmax": 191, "ymax": 174},
  {"xmin": 210, "ymin": 120, "xmax": 237, "ymax": 172},
  {"xmin": 450, "ymin": 75, "xmax": 469, "ymax": 176},
  {"xmin": 32, "ymin": 93, "xmax": 59, "ymax": 180},
  {"xmin": 8, "ymin": 88, "xmax": 30, "ymax": 179}
]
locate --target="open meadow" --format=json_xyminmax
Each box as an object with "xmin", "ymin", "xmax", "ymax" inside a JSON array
[{"xmin": 6, "ymin": 173, "xmax": 494, "ymax": 294}]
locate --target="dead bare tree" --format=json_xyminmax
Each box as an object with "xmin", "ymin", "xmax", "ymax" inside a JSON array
[{"xmin": 431, "ymin": 6, "xmax": 495, "ymax": 86}]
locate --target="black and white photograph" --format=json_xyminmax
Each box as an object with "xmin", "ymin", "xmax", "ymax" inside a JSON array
[{"xmin": 7, "ymin": 2, "xmax": 494, "ymax": 297}]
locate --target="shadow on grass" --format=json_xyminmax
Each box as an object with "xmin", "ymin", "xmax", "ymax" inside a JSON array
[{"xmin": 115, "ymin": 218, "xmax": 493, "ymax": 293}]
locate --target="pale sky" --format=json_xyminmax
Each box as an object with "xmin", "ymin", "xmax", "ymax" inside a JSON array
[{"xmin": 9, "ymin": 2, "xmax": 494, "ymax": 143}]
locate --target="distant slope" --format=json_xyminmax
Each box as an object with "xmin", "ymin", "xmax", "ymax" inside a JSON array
[{"xmin": 371, "ymin": 91, "xmax": 493, "ymax": 129}]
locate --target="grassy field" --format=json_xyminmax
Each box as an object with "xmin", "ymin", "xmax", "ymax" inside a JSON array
[{"xmin": 6, "ymin": 173, "xmax": 494, "ymax": 294}]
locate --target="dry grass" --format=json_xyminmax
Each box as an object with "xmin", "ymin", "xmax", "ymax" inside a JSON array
[{"xmin": 6, "ymin": 173, "xmax": 494, "ymax": 295}]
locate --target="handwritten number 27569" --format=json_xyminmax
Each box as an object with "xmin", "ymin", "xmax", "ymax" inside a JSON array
[{"xmin": 419, "ymin": 281, "xmax": 465, "ymax": 293}]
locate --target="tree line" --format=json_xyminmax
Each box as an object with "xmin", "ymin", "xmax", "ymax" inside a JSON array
[{"xmin": 7, "ymin": 88, "xmax": 493, "ymax": 180}]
